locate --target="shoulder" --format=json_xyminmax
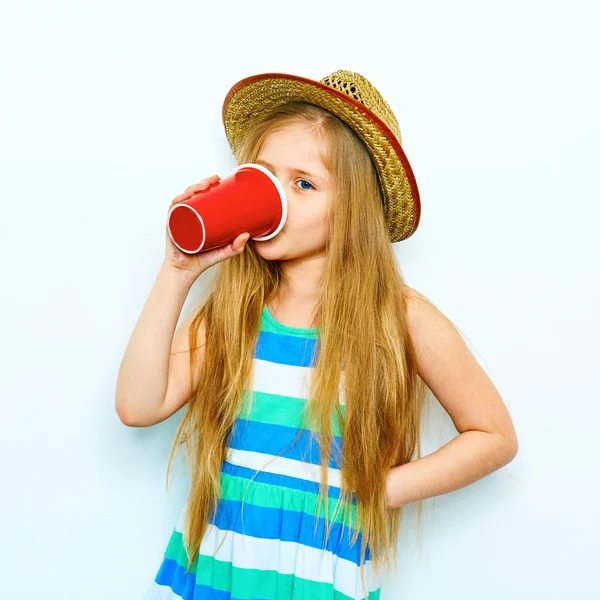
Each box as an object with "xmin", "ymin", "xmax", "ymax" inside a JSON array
[
  {"xmin": 402, "ymin": 284, "xmax": 450, "ymax": 332},
  {"xmin": 401, "ymin": 283, "xmax": 466, "ymax": 378}
]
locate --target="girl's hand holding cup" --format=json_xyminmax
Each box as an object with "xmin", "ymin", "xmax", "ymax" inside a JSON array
[
  {"xmin": 164, "ymin": 174, "xmax": 250, "ymax": 283},
  {"xmin": 164, "ymin": 163, "xmax": 288, "ymax": 284}
]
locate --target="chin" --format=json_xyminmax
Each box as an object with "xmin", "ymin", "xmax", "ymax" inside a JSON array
[{"xmin": 254, "ymin": 237, "xmax": 286, "ymax": 260}]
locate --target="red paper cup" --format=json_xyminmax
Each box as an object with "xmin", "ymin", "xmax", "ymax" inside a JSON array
[{"xmin": 167, "ymin": 163, "xmax": 288, "ymax": 254}]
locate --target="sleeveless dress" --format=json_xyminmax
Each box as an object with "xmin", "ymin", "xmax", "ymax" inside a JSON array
[{"xmin": 144, "ymin": 305, "xmax": 383, "ymax": 600}]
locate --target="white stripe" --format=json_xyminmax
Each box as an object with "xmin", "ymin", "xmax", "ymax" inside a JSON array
[
  {"xmin": 225, "ymin": 447, "xmax": 343, "ymax": 488},
  {"xmin": 252, "ymin": 358, "xmax": 346, "ymax": 405},
  {"xmin": 168, "ymin": 520, "xmax": 383, "ymax": 599},
  {"xmin": 144, "ymin": 520, "xmax": 383, "ymax": 600}
]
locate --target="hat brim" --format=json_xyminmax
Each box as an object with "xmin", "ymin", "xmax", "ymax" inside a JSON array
[{"xmin": 222, "ymin": 72, "xmax": 421, "ymax": 242}]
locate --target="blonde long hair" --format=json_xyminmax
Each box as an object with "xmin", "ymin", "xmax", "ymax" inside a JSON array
[{"xmin": 166, "ymin": 101, "xmax": 428, "ymax": 597}]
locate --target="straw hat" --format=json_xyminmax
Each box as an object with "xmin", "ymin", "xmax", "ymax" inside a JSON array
[{"xmin": 221, "ymin": 69, "xmax": 421, "ymax": 243}]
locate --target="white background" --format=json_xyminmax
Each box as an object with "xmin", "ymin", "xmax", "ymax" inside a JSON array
[{"xmin": 1, "ymin": 1, "xmax": 598, "ymax": 598}]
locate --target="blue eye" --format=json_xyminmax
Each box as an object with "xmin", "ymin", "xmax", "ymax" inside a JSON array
[{"xmin": 296, "ymin": 179, "xmax": 314, "ymax": 191}]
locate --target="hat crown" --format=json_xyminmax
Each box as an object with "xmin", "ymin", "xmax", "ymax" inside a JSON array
[{"xmin": 320, "ymin": 70, "xmax": 402, "ymax": 145}]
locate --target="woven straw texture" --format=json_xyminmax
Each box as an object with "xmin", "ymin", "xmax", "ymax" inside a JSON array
[{"xmin": 222, "ymin": 69, "xmax": 421, "ymax": 242}]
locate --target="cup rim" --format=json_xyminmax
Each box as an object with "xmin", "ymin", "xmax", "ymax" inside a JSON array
[
  {"xmin": 167, "ymin": 203, "xmax": 206, "ymax": 254},
  {"xmin": 232, "ymin": 163, "xmax": 288, "ymax": 241}
]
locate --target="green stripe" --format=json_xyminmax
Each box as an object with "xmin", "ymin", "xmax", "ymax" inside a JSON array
[
  {"xmin": 261, "ymin": 306, "xmax": 320, "ymax": 339},
  {"xmin": 164, "ymin": 530, "xmax": 380, "ymax": 600},
  {"xmin": 218, "ymin": 471, "xmax": 359, "ymax": 529},
  {"xmin": 239, "ymin": 390, "xmax": 345, "ymax": 437}
]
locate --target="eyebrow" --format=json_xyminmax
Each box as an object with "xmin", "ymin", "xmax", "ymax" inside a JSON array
[{"xmin": 255, "ymin": 159, "xmax": 325, "ymax": 182}]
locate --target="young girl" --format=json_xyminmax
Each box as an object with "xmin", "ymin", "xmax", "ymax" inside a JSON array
[{"xmin": 116, "ymin": 69, "xmax": 519, "ymax": 600}]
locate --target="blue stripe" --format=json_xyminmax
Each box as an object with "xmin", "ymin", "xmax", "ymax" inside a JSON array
[
  {"xmin": 221, "ymin": 461, "xmax": 357, "ymax": 504},
  {"xmin": 254, "ymin": 330, "xmax": 319, "ymax": 367},
  {"xmin": 227, "ymin": 418, "xmax": 343, "ymax": 469},
  {"xmin": 155, "ymin": 560, "xmax": 268, "ymax": 600},
  {"xmin": 210, "ymin": 496, "xmax": 370, "ymax": 563},
  {"xmin": 154, "ymin": 497, "xmax": 370, "ymax": 597}
]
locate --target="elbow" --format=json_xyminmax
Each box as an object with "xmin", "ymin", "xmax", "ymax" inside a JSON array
[
  {"xmin": 501, "ymin": 431, "xmax": 519, "ymax": 464},
  {"xmin": 510, "ymin": 439, "xmax": 519, "ymax": 462},
  {"xmin": 115, "ymin": 396, "xmax": 143, "ymax": 428},
  {"xmin": 115, "ymin": 395, "xmax": 163, "ymax": 428}
]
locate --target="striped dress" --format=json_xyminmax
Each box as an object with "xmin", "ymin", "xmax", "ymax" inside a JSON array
[{"xmin": 145, "ymin": 305, "xmax": 383, "ymax": 600}]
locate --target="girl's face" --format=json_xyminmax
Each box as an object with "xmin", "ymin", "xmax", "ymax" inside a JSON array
[{"xmin": 252, "ymin": 122, "xmax": 331, "ymax": 262}]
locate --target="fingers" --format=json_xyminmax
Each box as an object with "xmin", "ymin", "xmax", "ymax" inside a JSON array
[
  {"xmin": 184, "ymin": 174, "xmax": 220, "ymax": 197},
  {"xmin": 231, "ymin": 232, "xmax": 250, "ymax": 253},
  {"xmin": 169, "ymin": 174, "xmax": 221, "ymax": 209}
]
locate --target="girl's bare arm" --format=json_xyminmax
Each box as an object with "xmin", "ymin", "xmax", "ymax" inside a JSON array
[{"xmin": 115, "ymin": 264, "xmax": 201, "ymax": 427}]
